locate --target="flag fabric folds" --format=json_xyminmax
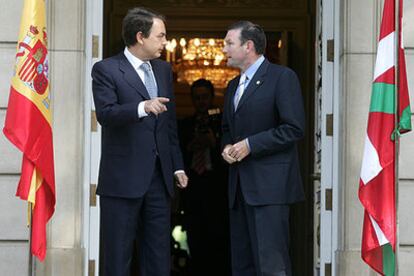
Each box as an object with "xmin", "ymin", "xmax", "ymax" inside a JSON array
[
  {"xmin": 3, "ymin": 0, "xmax": 55, "ymax": 261},
  {"xmin": 359, "ymin": 0, "xmax": 411, "ymax": 275}
]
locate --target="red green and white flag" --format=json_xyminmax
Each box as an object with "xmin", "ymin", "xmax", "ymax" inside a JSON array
[{"xmin": 359, "ymin": 0, "xmax": 411, "ymax": 275}]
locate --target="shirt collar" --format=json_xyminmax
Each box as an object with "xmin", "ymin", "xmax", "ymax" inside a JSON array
[
  {"xmin": 243, "ymin": 55, "xmax": 265, "ymax": 82},
  {"xmin": 124, "ymin": 47, "xmax": 151, "ymax": 70}
]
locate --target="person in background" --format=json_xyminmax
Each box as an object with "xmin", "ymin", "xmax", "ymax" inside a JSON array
[{"xmin": 178, "ymin": 79, "xmax": 231, "ymax": 276}]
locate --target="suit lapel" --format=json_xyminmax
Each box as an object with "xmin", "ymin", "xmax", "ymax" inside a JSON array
[
  {"xmin": 235, "ymin": 59, "xmax": 269, "ymax": 112},
  {"xmin": 150, "ymin": 60, "xmax": 167, "ymax": 98},
  {"xmin": 118, "ymin": 53, "xmax": 151, "ymax": 100},
  {"xmin": 228, "ymin": 76, "xmax": 241, "ymax": 113},
  {"xmin": 151, "ymin": 60, "xmax": 170, "ymax": 128},
  {"xmin": 225, "ymin": 79, "xmax": 238, "ymax": 134}
]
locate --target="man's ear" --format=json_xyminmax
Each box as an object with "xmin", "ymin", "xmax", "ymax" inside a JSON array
[
  {"xmin": 245, "ymin": 40, "xmax": 254, "ymax": 53},
  {"xmin": 136, "ymin": 32, "xmax": 144, "ymax": 45}
]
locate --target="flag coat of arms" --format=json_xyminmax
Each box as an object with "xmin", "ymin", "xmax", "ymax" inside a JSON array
[
  {"xmin": 359, "ymin": 0, "xmax": 411, "ymax": 275},
  {"xmin": 3, "ymin": 0, "xmax": 55, "ymax": 261}
]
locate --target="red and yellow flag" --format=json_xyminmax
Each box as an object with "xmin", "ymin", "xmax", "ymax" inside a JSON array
[
  {"xmin": 359, "ymin": 0, "xmax": 411, "ymax": 275},
  {"xmin": 3, "ymin": 0, "xmax": 55, "ymax": 261}
]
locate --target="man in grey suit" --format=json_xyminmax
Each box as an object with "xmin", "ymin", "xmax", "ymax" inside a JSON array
[
  {"xmin": 221, "ymin": 21, "xmax": 305, "ymax": 276},
  {"xmin": 92, "ymin": 7, "xmax": 188, "ymax": 276}
]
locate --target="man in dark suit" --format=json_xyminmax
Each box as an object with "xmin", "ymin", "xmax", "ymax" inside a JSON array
[
  {"xmin": 178, "ymin": 79, "xmax": 230, "ymax": 276},
  {"xmin": 91, "ymin": 7, "xmax": 188, "ymax": 276},
  {"xmin": 221, "ymin": 21, "xmax": 305, "ymax": 276}
]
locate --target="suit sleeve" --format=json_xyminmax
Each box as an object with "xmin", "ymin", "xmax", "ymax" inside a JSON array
[
  {"xmin": 92, "ymin": 62, "xmax": 141, "ymax": 127},
  {"xmin": 248, "ymin": 68, "xmax": 305, "ymax": 156},
  {"xmin": 166, "ymin": 67, "xmax": 185, "ymax": 171}
]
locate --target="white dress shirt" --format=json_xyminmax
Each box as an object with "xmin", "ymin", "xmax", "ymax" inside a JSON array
[{"xmin": 124, "ymin": 47, "xmax": 157, "ymax": 118}]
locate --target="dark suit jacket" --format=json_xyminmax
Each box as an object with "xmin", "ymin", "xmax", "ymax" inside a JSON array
[
  {"xmin": 222, "ymin": 59, "xmax": 305, "ymax": 207},
  {"xmin": 91, "ymin": 52, "xmax": 184, "ymax": 198}
]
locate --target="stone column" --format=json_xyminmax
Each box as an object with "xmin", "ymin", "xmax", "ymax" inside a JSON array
[
  {"xmin": 0, "ymin": 0, "xmax": 32, "ymax": 275},
  {"xmin": 36, "ymin": 0, "xmax": 86, "ymax": 275}
]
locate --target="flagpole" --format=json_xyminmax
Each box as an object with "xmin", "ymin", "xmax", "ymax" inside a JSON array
[
  {"xmin": 394, "ymin": 0, "xmax": 400, "ymax": 275},
  {"xmin": 28, "ymin": 203, "xmax": 35, "ymax": 276}
]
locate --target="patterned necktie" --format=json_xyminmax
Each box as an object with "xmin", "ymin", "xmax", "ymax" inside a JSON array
[
  {"xmin": 192, "ymin": 149, "xmax": 209, "ymax": 175},
  {"xmin": 234, "ymin": 74, "xmax": 247, "ymax": 110},
  {"xmin": 141, "ymin": 62, "xmax": 158, "ymax": 99}
]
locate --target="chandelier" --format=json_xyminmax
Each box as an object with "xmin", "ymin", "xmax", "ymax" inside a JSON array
[{"xmin": 165, "ymin": 38, "xmax": 239, "ymax": 89}]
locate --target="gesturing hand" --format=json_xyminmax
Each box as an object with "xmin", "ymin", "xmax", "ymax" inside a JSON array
[{"xmin": 144, "ymin": 97, "xmax": 170, "ymax": 115}]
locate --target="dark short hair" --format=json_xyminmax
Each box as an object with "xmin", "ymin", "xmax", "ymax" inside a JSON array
[
  {"xmin": 190, "ymin": 79, "xmax": 215, "ymax": 98},
  {"xmin": 122, "ymin": 7, "xmax": 166, "ymax": 47},
  {"xmin": 227, "ymin": 21, "xmax": 266, "ymax": 55}
]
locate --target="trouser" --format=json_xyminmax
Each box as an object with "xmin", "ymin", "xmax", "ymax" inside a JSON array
[
  {"xmin": 230, "ymin": 184, "xmax": 291, "ymax": 276},
  {"xmin": 100, "ymin": 159, "xmax": 171, "ymax": 276}
]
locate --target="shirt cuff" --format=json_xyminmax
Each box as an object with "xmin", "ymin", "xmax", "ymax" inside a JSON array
[
  {"xmin": 245, "ymin": 138, "xmax": 251, "ymax": 151},
  {"xmin": 137, "ymin": 101, "xmax": 149, "ymax": 118},
  {"xmin": 174, "ymin": 170, "xmax": 185, "ymax": 175}
]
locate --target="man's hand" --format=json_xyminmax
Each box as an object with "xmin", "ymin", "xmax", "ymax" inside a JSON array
[
  {"xmin": 227, "ymin": 139, "xmax": 250, "ymax": 162},
  {"xmin": 175, "ymin": 172, "xmax": 188, "ymax": 189},
  {"xmin": 222, "ymin": 144, "xmax": 237, "ymax": 164},
  {"xmin": 144, "ymin": 97, "xmax": 170, "ymax": 115}
]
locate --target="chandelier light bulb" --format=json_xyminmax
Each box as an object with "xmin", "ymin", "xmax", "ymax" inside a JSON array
[
  {"xmin": 171, "ymin": 38, "xmax": 239, "ymax": 88},
  {"xmin": 171, "ymin": 38, "xmax": 177, "ymax": 49},
  {"xmin": 165, "ymin": 41, "xmax": 173, "ymax": 52},
  {"xmin": 278, "ymin": 39, "xmax": 283, "ymax": 49}
]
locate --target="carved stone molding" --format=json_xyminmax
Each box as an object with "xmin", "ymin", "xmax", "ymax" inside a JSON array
[{"xmin": 119, "ymin": 0, "xmax": 302, "ymax": 8}]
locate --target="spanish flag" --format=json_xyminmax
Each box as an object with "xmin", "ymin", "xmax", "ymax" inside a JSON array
[{"xmin": 3, "ymin": 0, "xmax": 55, "ymax": 261}]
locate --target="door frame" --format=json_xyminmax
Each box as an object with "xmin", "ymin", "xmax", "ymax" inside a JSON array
[
  {"xmin": 317, "ymin": 0, "xmax": 342, "ymax": 275},
  {"xmin": 83, "ymin": 0, "xmax": 103, "ymax": 275},
  {"xmin": 83, "ymin": 1, "xmax": 322, "ymax": 275}
]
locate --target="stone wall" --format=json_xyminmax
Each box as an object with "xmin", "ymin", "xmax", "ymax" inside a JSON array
[
  {"xmin": 0, "ymin": 1, "xmax": 30, "ymax": 274},
  {"xmin": 339, "ymin": 0, "xmax": 414, "ymax": 275}
]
